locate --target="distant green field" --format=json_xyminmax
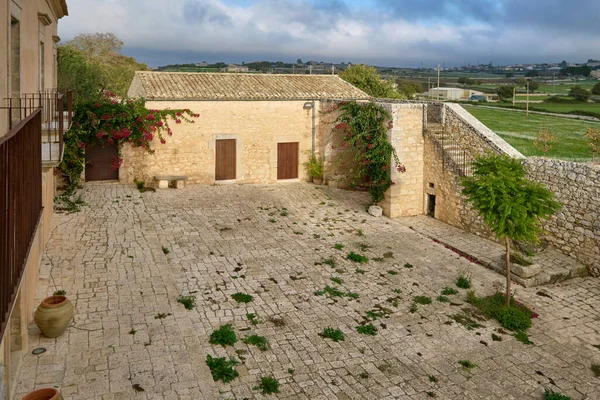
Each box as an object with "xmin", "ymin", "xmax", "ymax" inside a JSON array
[
  {"xmin": 536, "ymin": 80, "xmax": 597, "ymax": 95},
  {"xmin": 494, "ymin": 101, "xmax": 600, "ymax": 115},
  {"xmin": 465, "ymin": 106, "xmax": 597, "ymax": 161},
  {"xmin": 514, "ymin": 94, "xmax": 550, "ymax": 101}
]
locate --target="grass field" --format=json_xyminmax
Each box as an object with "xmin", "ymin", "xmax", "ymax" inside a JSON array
[
  {"xmin": 493, "ymin": 101, "xmax": 600, "ymax": 115},
  {"xmin": 536, "ymin": 80, "xmax": 597, "ymax": 95},
  {"xmin": 465, "ymin": 106, "xmax": 598, "ymax": 161}
]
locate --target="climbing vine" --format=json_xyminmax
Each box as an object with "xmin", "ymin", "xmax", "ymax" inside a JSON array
[
  {"xmin": 330, "ymin": 101, "xmax": 405, "ymax": 204},
  {"xmin": 59, "ymin": 92, "xmax": 198, "ymax": 194}
]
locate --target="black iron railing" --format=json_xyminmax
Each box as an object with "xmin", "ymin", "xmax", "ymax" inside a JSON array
[
  {"xmin": 2, "ymin": 89, "xmax": 73, "ymax": 163},
  {"xmin": 0, "ymin": 110, "xmax": 43, "ymax": 342}
]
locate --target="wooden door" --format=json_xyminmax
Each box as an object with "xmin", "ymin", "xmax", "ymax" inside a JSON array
[
  {"xmin": 215, "ymin": 139, "xmax": 236, "ymax": 180},
  {"xmin": 277, "ymin": 142, "xmax": 299, "ymax": 180},
  {"xmin": 85, "ymin": 143, "xmax": 119, "ymax": 181}
]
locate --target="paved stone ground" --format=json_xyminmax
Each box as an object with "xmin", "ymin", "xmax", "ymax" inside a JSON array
[{"xmin": 16, "ymin": 183, "xmax": 600, "ymax": 400}]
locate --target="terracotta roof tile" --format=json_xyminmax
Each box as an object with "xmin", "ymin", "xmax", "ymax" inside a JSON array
[{"xmin": 128, "ymin": 71, "xmax": 370, "ymax": 100}]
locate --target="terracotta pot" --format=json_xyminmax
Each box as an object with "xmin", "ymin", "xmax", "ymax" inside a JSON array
[
  {"xmin": 34, "ymin": 296, "xmax": 73, "ymax": 338},
  {"xmin": 23, "ymin": 388, "xmax": 63, "ymax": 400},
  {"xmin": 313, "ymin": 178, "xmax": 323, "ymax": 185}
]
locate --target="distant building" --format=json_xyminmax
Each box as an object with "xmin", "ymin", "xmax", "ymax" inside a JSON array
[
  {"xmin": 225, "ymin": 64, "xmax": 249, "ymax": 73},
  {"xmin": 196, "ymin": 62, "xmax": 209, "ymax": 67},
  {"xmin": 428, "ymin": 88, "xmax": 497, "ymax": 102}
]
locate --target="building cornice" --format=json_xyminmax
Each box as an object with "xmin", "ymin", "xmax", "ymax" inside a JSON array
[
  {"xmin": 38, "ymin": 13, "xmax": 52, "ymax": 26},
  {"xmin": 48, "ymin": 0, "xmax": 69, "ymax": 19},
  {"xmin": 53, "ymin": 35, "xmax": 61, "ymax": 43}
]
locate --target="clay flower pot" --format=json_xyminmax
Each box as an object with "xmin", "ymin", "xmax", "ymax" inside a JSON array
[
  {"xmin": 34, "ymin": 296, "xmax": 73, "ymax": 338},
  {"xmin": 313, "ymin": 178, "xmax": 323, "ymax": 185},
  {"xmin": 23, "ymin": 388, "xmax": 63, "ymax": 400}
]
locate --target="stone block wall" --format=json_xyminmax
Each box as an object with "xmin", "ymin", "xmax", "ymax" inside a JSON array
[
  {"xmin": 120, "ymin": 100, "xmax": 317, "ymax": 185},
  {"xmin": 525, "ymin": 158, "xmax": 600, "ymax": 276}
]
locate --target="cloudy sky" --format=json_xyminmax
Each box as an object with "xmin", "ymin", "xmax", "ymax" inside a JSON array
[{"xmin": 58, "ymin": 0, "xmax": 600, "ymax": 68}]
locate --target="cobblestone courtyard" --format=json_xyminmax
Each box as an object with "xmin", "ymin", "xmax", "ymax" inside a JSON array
[{"xmin": 17, "ymin": 183, "xmax": 600, "ymax": 400}]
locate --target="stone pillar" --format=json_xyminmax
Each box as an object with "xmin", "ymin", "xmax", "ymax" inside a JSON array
[{"xmin": 379, "ymin": 103, "xmax": 425, "ymax": 218}]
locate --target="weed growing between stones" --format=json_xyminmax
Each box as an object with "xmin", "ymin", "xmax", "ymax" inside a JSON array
[
  {"xmin": 129, "ymin": 328, "xmax": 136, "ymax": 335},
  {"xmin": 246, "ymin": 313, "xmax": 262, "ymax": 325},
  {"xmin": 347, "ymin": 251, "xmax": 368, "ymax": 263},
  {"xmin": 162, "ymin": 246, "xmax": 170, "ymax": 255},
  {"xmin": 314, "ymin": 286, "xmax": 359, "ymax": 299},
  {"xmin": 357, "ymin": 324, "xmax": 378, "ymax": 335},
  {"xmin": 413, "ymin": 296, "xmax": 432, "ymax": 305},
  {"xmin": 333, "ymin": 243, "xmax": 345, "ymax": 250},
  {"xmin": 209, "ymin": 324, "xmax": 237, "ymax": 347},
  {"xmin": 206, "ymin": 355, "xmax": 240, "ymax": 383},
  {"xmin": 177, "ymin": 295, "xmax": 196, "ymax": 310},
  {"xmin": 544, "ymin": 389, "xmax": 571, "ymax": 400},
  {"xmin": 403, "ymin": 263, "xmax": 414, "ymax": 269},
  {"xmin": 355, "ymin": 268, "xmax": 365, "ymax": 274},
  {"xmin": 513, "ymin": 332, "xmax": 533, "ymax": 345},
  {"xmin": 442, "ymin": 287, "xmax": 459, "ymax": 295},
  {"xmin": 321, "ymin": 327, "xmax": 345, "ymax": 342},
  {"xmin": 268, "ymin": 316, "xmax": 286, "ymax": 327},
  {"xmin": 428, "ymin": 375, "xmax": 438, "ymax": 383},
  {"xmin": 427, "ymin": 391, "xmax": 437, "ymax": 398},
  {"xmin": 53, "ymin": 289, "xmax": 66, "ymax": 296},
  {"xmin": 393, "ymin": 289, "xmax": 402, "ymax": 294},
  {"xmin": 254, "ymin": 376, "xmax": 280, "ymax": 395},
  {"xmin": 322, "ymin": 257, "xmax": 337, "ymax": 268},
  {"xmin": 388, "ymin": 270, "xmax": 398, "ymax": 275},
  {"xmin": 154, "ymin": 313, "xmax": 171, "ymax": 319},
  {"xmin": 409, "ymin": 303, "xmax": 418, "ymax": 313},
  {"xmin": 466, "ymin": 291, "xmax": 534, "ymax": 332},
  {"xmin": 231, "ymin": 292, "xmax": 253, "ymax": 303},
  {"xmin": 458, "ymin": 360, "xmax": 478, "ymax": 371},
  {"xmin": 280, "ymin": 210, "xmax": 288, "ymax": 217},
  {"xmin": 449, "ymin": 311, "xmax": 485, "ymax": 330},
  {"xmin": 591, "ymin": 364, "xmax": 600, "ymax": 377},
  {"xmin": 356, "ymin": 229, "xmax": 365, "ymax": 237},
  {"xmin": 288, "ymin": 368, "xmax": 295, "ymax": 375},
  {"xmin": 456, "ymin": 272, "xmax": 472, "ymax": 289},
  {"xmin": 437, "ymin": 295, "xmax": 450, "ymax": 303},
  {"xmin": 243, "ymin": 335, "xmax": 270, "ymax": 351},
  {"xmin": 491, "ymin": 333, "xmax": 502, "ymax": 341},
  {"xmin": 330, "ymin": 277, "xmax": 344, "ymax": 285}
]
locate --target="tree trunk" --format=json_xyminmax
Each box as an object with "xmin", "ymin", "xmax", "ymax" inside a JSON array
[{"xmin": 505, "ymin": 237, "xmax": 511, "ymax": 307}]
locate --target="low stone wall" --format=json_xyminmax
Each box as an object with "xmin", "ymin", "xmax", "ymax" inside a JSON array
[
  {"xmin": 444, "ymin": 103, "xmax": 524, "ymax": 159},
  {"xmin": 525, "ymin": 158, "xmax": 600, "ymax": 277}
]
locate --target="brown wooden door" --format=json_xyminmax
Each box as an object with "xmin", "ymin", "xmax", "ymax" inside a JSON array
[
  {"xmin": 85, "ymin": 143, "xmax": 119, "ymax": 181},
  {"xmin": 215, "ymin": 139, "xmax": 236, "ymax": 180},
  {"xmin": 277, "ymin": 142, "xmax": 299, "ymax": 180}
]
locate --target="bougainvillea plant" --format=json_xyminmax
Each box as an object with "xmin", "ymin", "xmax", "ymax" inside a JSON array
[
  {"xmin": 60, "ymin": 92, "xmax": 198, "ymax": 192},
  {"xmin": 329, "ymin": 101, "xmax": 405, "ymax": 204}
]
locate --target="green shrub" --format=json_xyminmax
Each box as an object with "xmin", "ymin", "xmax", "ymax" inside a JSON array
[
  {"xmin": 206, "ymin": 355, "xmax": 240, "ymax": 383},
  {"xmin": 347, "ymin": 251, "xmax": 368, "ymax": 263},
  {"xmin": 209, "ymin": 324, "xmax": 237, "ymax": 347},
  {"xmin": 467, "ymin": 292, "xmax": 533, "ymax": 332},
  {"xmin": 442, "ymin": 287, "xmax": 458, "ymax": 295},
  {"xmin": 53, "ymin": 289, "xmax": 67, "ymax": 296},
  {"xmin": 356, "ymin": 324, "xmax": 377, "ymax": 335},
  {"xmin": 255, "ymin": 376, "xmax": 280, "ymax": 395},
  {"xmin": 243, "ymin": 335, "xmax": 270, "ymax": 351},
  {"xmin": 436, "ymin": 295, "xmax": 450, "ymax": 303},
  {"xmin": 456, "ymin": 273, "xmax": 472, "ymax": 289},
  {"xmin": 458, "ymin": 360, "xmax": 478, "ymax": 371},
  {"xmin": 231, "ymin": 292, "xmax": 253, "ymax": 303},
  {"xmin": 413, "ymin": 296, "xmax": 432, "ymax": 305},
  {"xmin": 544, "ymin": 389, "xmax": 571, "ymax": 400},
  {"xmin": 177, "ymin": 295, "xmax": 196, "ymax": 310},
  {"xmin": 321, "ymin": 327, "xmax": 345, "ymax": 342}
]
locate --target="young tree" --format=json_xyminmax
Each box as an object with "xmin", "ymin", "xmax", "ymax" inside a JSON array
[
  {"xmin": 569, "ymin": 86, "xmax": 591, "ymax": 102},
  {"xmin": 585, "ymin": 127, "xmax": 600, "ymax": 159},
  {"xmin": 532, "ymin": 130, "xmax": 556, "ymax": 154},
  {"xmin": 462, "ymin": 154, "xmax": 560, "ymax": 305},
  {"xmin": 496, "ymin": 85, "xmax": 515, "ymax": 101},
  {"xmin": 396, "ymin": 79, "xmax": 424, "ymax": 98},
  {"xmin": 339, "ymin": 64, "xmax": 403, "ymax": 99},
  {"xmin": 591, "ymin": 82, "xmax": 600, "ymax": 96}
]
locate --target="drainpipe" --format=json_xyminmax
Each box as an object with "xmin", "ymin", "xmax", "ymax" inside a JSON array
[{"xmin": 311, "ymin": 100, "xmax": 316, "ymax": 155}]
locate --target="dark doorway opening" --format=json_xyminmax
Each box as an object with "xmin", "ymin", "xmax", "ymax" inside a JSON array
[{"xmin": 427, "ymin": 194, "xmax": 436, "ymax": 217}]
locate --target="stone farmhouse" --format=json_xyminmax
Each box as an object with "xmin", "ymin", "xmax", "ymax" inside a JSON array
[
  {"xmin": 0, "ymin": 0, "xmax": 72, "ymax": 397},
  {"xmin": 119, "ymin": 72, "xmax": 370, "ymax": 185}
]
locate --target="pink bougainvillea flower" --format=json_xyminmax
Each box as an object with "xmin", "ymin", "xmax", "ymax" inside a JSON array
[
  {"xmin": 176, "ymin": 112, "xmax": 182, "ymax": 117},
  {"xmin": 93, "ymin": 103, "xmax": 102, "ymax": 108},
  {"xmin": 193, "ymin": 113, "xmax": 200, "ymax": 118},
  {"xmin": 156, "ymin": 121, "xmax": 164, "ymax": 127},
  {"xmin": 143, "ymin": 132, "xmax": 154, "ymax": 141},
  {"xmin": 368, "ymin": 143, "xmax": 374, "ymax": 149},
  {"xmin": 160, "ymin": 138, "xmax": 166, "ymax": 144},
  {"xmin": 101, "ymin": 114, "xmax": 111, "ymax": 120},
  {"xmin": 111, "ymin": 156, "xmax": 123, "ymax": 171},
  {"xmin": 334, "ymin": 122, "xmax": 349, "ymax": 131},
  {"xmin": 167, "ymin": 129, "xmax": 173, "ymax": 136},
  {"xmin": 78, "ymin": 141, "xmax": 86, "ymax": 149},
  {"xmin": 146, "ymin": 114, "xmax": 155, "ymax": 120},
  {"xmin": 175, "ymin": 119, "xmax": 182, "ymax": 124},
  {"xmin": 396, "ymin": 164, "xmax": 407, "ymax": 173},
  {"xmin": 96, "ymin": 131, "xmax": 105, "ymax": 139}
]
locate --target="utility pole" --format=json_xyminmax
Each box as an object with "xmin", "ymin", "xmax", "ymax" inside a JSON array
[
  {"xmin": 309, "ymin": 65, "xmax": 312, "ymax": 75},
  {"xmin": 526, "ymin": 80, "xmax": 530, "ymax": 116},
  {"xmin": 428, "ymin": 77, "xmax": 431, "ymax": 99},
  {"xmin": 513, "ymin": 86, "xmax": 516, "ymax": 107},
  {"xmin": 437, "ymin": 64, "xmax": 441, "ymax": 101},
  {"xmin": 553, "ymin": 73, "xmax": 556, "ymax": 94},
  {"xmin": 332, "ymin": 65, "xmax": 335, "ymax": 75}
]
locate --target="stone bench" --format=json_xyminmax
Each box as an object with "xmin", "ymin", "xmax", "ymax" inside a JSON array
[{"xmin": 154, "ymin": 175, "xmax": 188, "ymax": 189}]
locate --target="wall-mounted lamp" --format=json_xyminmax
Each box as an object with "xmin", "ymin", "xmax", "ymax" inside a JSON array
[{"xmin": 303, "ymin": 102, "xmax": 313, "ymax": 109}]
